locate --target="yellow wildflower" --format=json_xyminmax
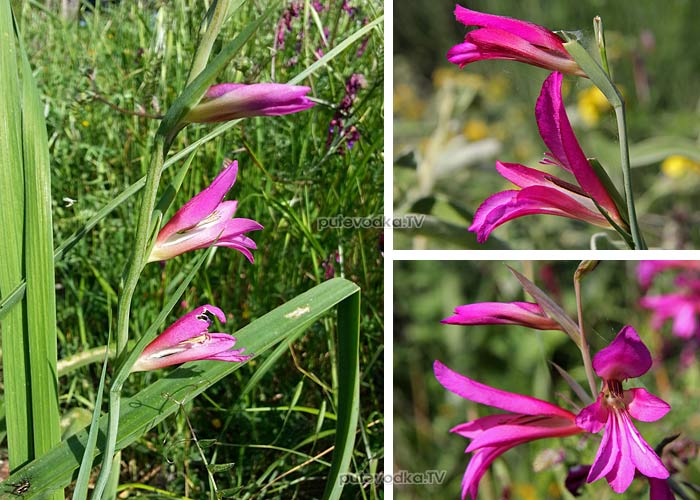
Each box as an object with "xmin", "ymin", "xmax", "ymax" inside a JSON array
[
  {"xmin": 463, "ymin": 119, "xmax": 489, "ymax": 141},
  {"xmin": 577, "ymin": 86, "xmax": 610, "ymax": 126},
  {"xmin": 661, "ymin": 155, "xmax": 700, "ymax": 178}
]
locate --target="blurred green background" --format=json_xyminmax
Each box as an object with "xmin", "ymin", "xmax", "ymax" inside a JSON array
[
  {"xmin": 394, "ymin": 0, "xmax": 700, "ymax": 249},
  {"xmin": 393, "ymin": 260, "xmax": 700, "ymax": 499}
]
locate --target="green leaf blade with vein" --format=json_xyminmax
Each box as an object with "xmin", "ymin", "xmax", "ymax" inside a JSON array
[
  {"xmin": 0, "ymin": 0, "xmax": 29, "ymax": 471},
  {"xmin": 19, "ymin": 37, "xmax": 62, "ymax": 496}
]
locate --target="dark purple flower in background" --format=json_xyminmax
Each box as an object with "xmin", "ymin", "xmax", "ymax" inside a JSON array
[
  {"xmin": 327, "ymin": 73, "xmax": 367, "ymax": 154},
  {"xmin": 276, "ymin": 2, "xmax": 301, "ymax": 49}
]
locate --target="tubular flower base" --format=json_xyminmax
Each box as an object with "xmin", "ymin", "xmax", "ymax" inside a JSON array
[
  {"xmin": 442, "ymin": 301, "xmax": 562, "ymax": 331},
  {"xmin": 469, "ymin": 72, "xmax": 627, "ymax": 243},
  {"xmin": 575, "ymin": 326, "xmax": 671, "ymax": 493},
  {"xmin": 184, "ymin": 83, "xmax": 315, "ymax": 123},
  {"xmin": 132, "ymin": 305, "xmax": 249, "ymax": 372},
  {"xmin": 434, "ymin": 360, "xmax": 583, "ymax": 500},
  {"xmin": 148, "ymin": 160, "xmax": 263, "ymax": 263},
  {"xmin": 448, "ymin": 5, "xmax": 584, "ymax": 76}
]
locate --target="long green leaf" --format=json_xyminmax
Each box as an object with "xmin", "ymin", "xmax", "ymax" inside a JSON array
[
  {"xmin": 322, "ymin": 290, "xmax": 360, "ymax": 500},
  {"xmin": 0, "ymin": 0, "xmax": 30, "ymax": 470},
  {"xmin": 1, "ymin": 278, "xmax": 360, "ymax": 499},
  {"xmin": 19, "ymin": 31, "xmax": 62, "ymax": 496}
]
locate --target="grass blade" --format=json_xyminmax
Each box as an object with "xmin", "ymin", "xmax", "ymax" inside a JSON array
[
  {"xmin": 19, "ymin": 33, "xmax": 62, "ymax": 496},
  {"xmin": 322, "ymin": 290, "xmax": 361, "ymax": 500}
]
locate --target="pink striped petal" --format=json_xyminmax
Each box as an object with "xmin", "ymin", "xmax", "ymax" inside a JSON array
[
  {"xmin": 535, "ymin": 73, "xmax": 621, "ymax": 221},
  {"xmin": 464, "ymin": 416, "xmax": 581, "ymax": 452},
  {"xmin": 461, "ymin": 446, "xmax": 511, "ymax": 500},
  {"xmin": 463, "ymin": 28, "xmax": 582, "ymax": 74},
  {"xmin": 442, "ymin": 301, "xmax": 561, "ymax": 330},
  {"xmin": 434, "ymin": 360, "xmax": 575, "ymax": 418},
  {"xmin": 142, "ymin": 305, "xmax": 226, "ymax": 357},
  {"xmin": 586, "ymin": 412, "xmax": 618, "ymax": 484},
  {"xmin": 450, "ymin": 414, "xmax": 519, "ymax": 438},
  {"xmin": 157, "ymin": 161, "xmax": 238, "ymax": 242},
  {"xmin": 469, "ymin": 185, "xmax": 609, "ymax": 243},
  {"xmin": 453, "ymin": 5, "xmax": 567, "ymax": 53}
]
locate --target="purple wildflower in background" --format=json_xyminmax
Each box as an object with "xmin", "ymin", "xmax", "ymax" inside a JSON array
[
  {"xmin": 637, "ymin": 260, "xmax": 700, "ymax": 289},
  {"xmin": 327, "ymin": 73, "xmax": 367, "ymax": 154},
  {"xmin": 276, "ymin": 1, "xmax": 301, "ymax": 48},
  {"xmin": 132, "ymin": 305, "xmax": 249, "ymax": 372},
  {"xmin": 148, "ymin": 160, "xmax": 262, "ymax": 263},
  {"xmin": 576, "ymin": 326, "xmax": 671, "ymax": 493}
]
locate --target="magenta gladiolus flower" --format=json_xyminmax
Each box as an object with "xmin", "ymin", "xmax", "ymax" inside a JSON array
[
  {"xmin": 575, "ymin": 326, "xmax": 670, "ymax": 493},
  {"xmin": 148, "ymin": 160, "xmax": 263, "ymax": 263},
  {"xmin": 442, "ymin": 301, "xmax": 561, "ymax": 331},
  {"xmin": 640, "ymin": 292, "xmax": 700, "ymax": 339},
  {"xmin": 637, "ymin": 260, "xmax": 700, "ymax": 289},
  {"xmin": 434, "ymin": 360, "xmax": 583, "ymax": 500},
  {"xmin": 448, "ymin": 5, "xmax": 584, "ymax": 76},
  {"xmin": 132, "ymin": 305, "xmax": 249, "ymax": 372},
  {"xmin": 469, "ymin": 72, "xmax": 626, "ymax": 243},
  {"xmin": 184, "ymin": 83, "xmax": 315, "ymax": 123}
]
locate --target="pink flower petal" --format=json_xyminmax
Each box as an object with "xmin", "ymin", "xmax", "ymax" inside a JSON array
[
  {"xmin": 461, "ymin": 446, "xmax": 510, "ymax": 500},
  {"xmin": 142, "ymin": 305, "xmax": 226, "ymax": 356},
  {"xmin": 464, "ymin": 28, "xmax": 581, "ymax": 74},
  {"xmin": 453, "ymin": 5, "xmax": 566, "ymax": 53},
  {"xmin": 187, "ymin": 83, "xmax": 314, "ymax": 123},
  {"xmin": 626, "ymin": 388, "xmax": 671, "ymax": 422},
  {"xmin": 450, "ymin": 414, "xmax": 519, "ymax": 438},
  {"xmin": 606, "ymin": 412, "xmax": 636, "ymax": 493},
  {"xmin": 593, "ymin": 325, "xmax": 652, "ymax": 381},
  {"xmin": 575, "ymin": 397, "xmax": 607, "ymax": 433},
  {"xmin": 620, "ymin": 412, "xmax": 669, "ymax": 480},
  {"xmin": 441, "ymin": 301, "xmax": 561, "ymax": 330},
  {"xmin": 464, "ymin": 416, "xmax": 581, "ymax": 452},
  {"xmin": 204, "ymin": 347, "xmax": 250, "ymax": 362},
  {"xmin": 434, "ymin": 360, "xmax": 575, "ymax": 419},
  {"xmin": 157, "ymin": 161, "xmax": 238, "ymax": 242},
  {"xmin": 535, "ymin": 73, "xmax": 622, "ymax": 222},
  {"xmin": 135, "ymin": 333, "xmax": 238, "ymax": 371},
  {"xmin": 586, "ymin": 412, "xmax": 619, "ymax": 484},
  {"xmin": 468, "ymin": 184, "xmax": 609, "ymax": 243}
]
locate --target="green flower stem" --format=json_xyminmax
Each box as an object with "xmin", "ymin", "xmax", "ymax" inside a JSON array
[
  {"xmin": 614, "ymin": 103, "xmax": 647, "ymax": 249},
  {"xmin": 563, "ymin": 37, "xmax": 647, "ymax": 250},
  {"xmin": 115, "ymin": 142, "xmax": 165, "ymax": 354},
  {"xmin": 90, "ymin": 385, "xmax": 122, "ymax": 499},
  {"xmin": 573, "ymin": 261, "xmax": 599, "ymax": 398}
]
